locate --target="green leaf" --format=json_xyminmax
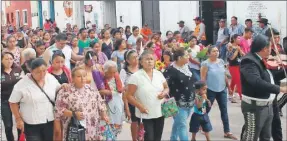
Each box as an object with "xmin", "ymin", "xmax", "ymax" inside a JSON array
[{"xmin": 196, "ymin": 48, "xmax": 208, "ymax": 59}]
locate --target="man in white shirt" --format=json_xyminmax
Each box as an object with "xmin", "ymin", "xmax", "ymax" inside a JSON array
[{"xmin": 43, "ymin": 33, "xmax": 83, "ymax": 69}]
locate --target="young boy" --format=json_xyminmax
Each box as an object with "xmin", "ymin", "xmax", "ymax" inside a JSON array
[{"xmin": 190, "ymin": 81, "xmax": 212, "ymax": 141}]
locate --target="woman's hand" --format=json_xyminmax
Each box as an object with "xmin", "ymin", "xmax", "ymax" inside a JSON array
[
  {"xmin": 75, "ymin": 112, "xmax": 85, "ymax": 120},
  {"xmin": 16, "ymin": 118, "xmax": 24, "ymax": 132},
  {"xmin": 101, "ymin": 113, "xmax": 110, "ymax": 123},
  {"xmin": 138, "ymin": 105, "xmax": 149, "ymax": 114},
  {"xmin": 125, "ymin": 108, "xmax": 131, "ymax": 121},
  {"xmin": 157, "ymin": 92, "xmax": 166, "ymax": 99},
  {"xmin": 61, "ymin": 83, "xmax": 70, "ymax": 91}
]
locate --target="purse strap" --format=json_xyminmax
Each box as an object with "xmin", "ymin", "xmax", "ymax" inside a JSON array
[{"xmin": 30, "ymin": 75, "xmax": 55, "ymax": 107}]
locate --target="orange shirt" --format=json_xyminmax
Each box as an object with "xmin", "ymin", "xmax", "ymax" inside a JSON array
[
  {"xmin": 194, "ymin": 24, "xmax": 206, "ymax": 40},
  {"xmin": 141, "ymin": 28, "xmax": 152, "ymax": 41}
]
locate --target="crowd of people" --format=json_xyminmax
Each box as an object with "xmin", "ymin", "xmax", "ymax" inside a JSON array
[{"xmin": 1, "ymin": 15, "xmax": 287, "ymax": 141}]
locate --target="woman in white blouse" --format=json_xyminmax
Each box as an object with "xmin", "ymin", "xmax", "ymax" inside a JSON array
[
  {"xmin": 9, "ymin": 58, "xmax": 68, "ymax": 141},
  {"xmin": 126, "ymin": 50, "xmax": 169, "ymax": 141}
]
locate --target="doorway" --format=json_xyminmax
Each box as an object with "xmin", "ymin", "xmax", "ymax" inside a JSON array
[
  {"xmin": 141, "ymin": 1, "xmax": 160, "ymax": 32},
  {"xmin": 200, "ymin": 1, "xmax": 226, "ymax": 45}
]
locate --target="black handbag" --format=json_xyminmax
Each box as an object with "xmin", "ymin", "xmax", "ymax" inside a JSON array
[{"xmin": 66, "ymin": 112, "xmax": 86, "ymax": 141}]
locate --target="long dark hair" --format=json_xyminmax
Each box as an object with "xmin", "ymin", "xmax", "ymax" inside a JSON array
[
  {"xmin": 85, "ymin": 51, "xmax": 98, "ymax": 64},
  {"xmin": 1, "ymin": 52, "xmax": 16, "ymax": 72},
  {"xmin": 123, "ymin": 50, "xmax": 137, "ymax": 73},
  {"xmin": 125, "ymin": 26, "xmax": 131, "ymax": 33},
  {"xmin": 230, "ymin": 34, "xmax": 240, "ymax": 44},
  {"xmin": 114, "ymin": 39, "xmax": 124, "ymax": 51}
]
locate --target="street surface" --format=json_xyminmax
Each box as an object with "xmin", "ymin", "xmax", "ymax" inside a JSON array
[{"xmin": 1, "ymin": 94, "xmax": 286, "ymax": 141}]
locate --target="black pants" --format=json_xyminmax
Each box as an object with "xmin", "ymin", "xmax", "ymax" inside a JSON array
[
  {"xmin": 1, "ymin": 101, "xmax": 21, "ymax": 141},
  {"xmin": 240, "ymin": 101, "xmax": 273, "ymax": 141},
  {"xmin": 272, "ymin": 96, "xmax": 283, "ymax": 141},
  {"xmin": 278, "ymin": 93, "xmax": 287, "ymax": 110},
  {"xmin": 139, "ymin": 116, "xmax": 164, "ymax": 141},
  {"xmin": 24, "ymin": 121, "xmax": 54, "ymax": 141}
]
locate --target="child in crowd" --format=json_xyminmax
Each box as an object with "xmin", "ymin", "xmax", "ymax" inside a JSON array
[{"xmin": 190, "ymin": 81, "xmax": 212, "ymax": 141}]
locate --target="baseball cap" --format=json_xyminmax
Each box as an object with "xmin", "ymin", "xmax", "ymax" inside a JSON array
[
  {"xmin": 257, "ymin": 18, "xmax": 269, "ymax": 25},
  {"xmin": 177, "ymin": 20, "xmax": 185, "ymax": 24},
  {"xmin": 193, "ymin": 17, "xmax": 202, "ymax": 21}
]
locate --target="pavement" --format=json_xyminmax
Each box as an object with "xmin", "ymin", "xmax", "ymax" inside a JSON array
[{"xmin": 1, "ymin": 94, "xmax": 286, "ymax": 141}]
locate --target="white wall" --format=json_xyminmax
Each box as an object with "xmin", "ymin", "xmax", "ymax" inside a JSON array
[
  {"xmin": 116, "ymin": 1, "xmax": 142, "ymax": 28},
  {"xmin": 54, "ymin": 1, "xmax": 69, "ymax": 30},
  {"xmin": 1, "ymin": 1, "xmax": 6, "ymax": 26},
  {"xmin": 42, "ymin": 1, "xmax": 50, "ymax": 24},
  {"xmin": 159, "ymin": 1, "xmax": 199, "ymax": 38},
  {"xmin": 84, "ymin": 1, "xmax": 104, "ymax": 29},
  {"xmin": 227, "ymin": 1, "xmax": 287, "ymax": 42},
  {"xmin": 30, "ymin": 1, "xmax": 39, "ymax": 29}
]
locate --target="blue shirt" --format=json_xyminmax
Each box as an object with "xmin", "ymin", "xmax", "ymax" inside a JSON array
[
  {"xmin": 229, "ymin": 24, "xmax": 245, "ymax": 37},
  {"xmin": 201, "ymin": 59, "xmax": 226, "ymax": 92}
]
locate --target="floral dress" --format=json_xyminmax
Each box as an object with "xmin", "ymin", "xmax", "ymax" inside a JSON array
[{"xmin": 54, "ymin": 84, "xmax": 106, "ymax": 141}]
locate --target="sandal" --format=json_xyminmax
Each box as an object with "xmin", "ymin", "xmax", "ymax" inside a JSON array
[
  {"xmin": 224, "ymin": 133, "xmax": 238, "ymax": 140},
  {"xmin": 230, "ymin": 97, "xmax": 237, "ymax": 103}
]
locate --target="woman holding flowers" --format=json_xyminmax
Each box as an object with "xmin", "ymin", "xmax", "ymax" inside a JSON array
[
  {"xmin": 163, "ymin": 48, "xmax": 196, "ymax": 141},
  {"xmin": 188, "ymin": 36, "xmax": 201, "ymax": 81}
]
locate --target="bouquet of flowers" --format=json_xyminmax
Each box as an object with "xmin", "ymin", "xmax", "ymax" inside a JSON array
[
  {"xmin": 179, "ymin": 43, "xmax": 192, "ymax": 53},
  {"xmin": 155, "ymin": 60, "xmax": 166, "ymax": 72},
  {"xmin": 196, "ymin": 47, "xmax": 208, "ymax": 60}
]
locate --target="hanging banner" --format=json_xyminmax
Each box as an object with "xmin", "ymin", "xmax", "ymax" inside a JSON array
[{"xmin": 63, "ymin": 1, "xmax": 73, "ymax": 18}]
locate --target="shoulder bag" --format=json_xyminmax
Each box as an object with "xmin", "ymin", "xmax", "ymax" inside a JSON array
[{"xmin": 30, "ymin": 75, "xmax": 55, "ymax": 107}]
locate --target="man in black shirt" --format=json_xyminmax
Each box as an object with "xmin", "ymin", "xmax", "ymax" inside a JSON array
[{"xmin": 239, "ymin": 34, "xmax": 287, "ymax": 141}]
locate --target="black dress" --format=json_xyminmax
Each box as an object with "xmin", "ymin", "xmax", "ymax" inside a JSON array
[
  {"xmin": 17, "ymin": 38, "xmax": 25, "ymax": 48},
  {"xmin": 163, "ymin": 65, "xmax": 196, "ymax": 108},
  {"xmin": 51, "ymin": 72, "xmax": 69, "ymax": 84}
]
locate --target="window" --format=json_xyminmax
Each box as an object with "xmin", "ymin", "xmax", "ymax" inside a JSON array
[
  {"xmin": 6, "ymin": 13, "xmax": 10, "ymax": 23},
  {"xmin": 6, "ymin": 1, "xmax": 11, "ymax": 7},
  {"xmin": 22, "ymin": 10, "xmax": 28, "ymax": 25},
  {"xmin": 11, "ymin": 13, "xmax": 14, "ymax": 23}
]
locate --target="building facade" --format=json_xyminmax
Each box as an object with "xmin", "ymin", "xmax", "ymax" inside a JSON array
[
  {"xmin": 2, "ymin": 1, "xmax": 286, "ymax": 43},
  {"xmin": 4, "ymin": 1, "xmax": 32, "ymax": 28}
]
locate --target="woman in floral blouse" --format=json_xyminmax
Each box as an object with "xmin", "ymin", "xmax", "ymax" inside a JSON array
[
  {"xmin": 54, "ymin": 67, "xmax": 108, "ymax": 141},
  {"xmin": 163, "ymin": 48, "xmax": 196, "ymax": 141}
]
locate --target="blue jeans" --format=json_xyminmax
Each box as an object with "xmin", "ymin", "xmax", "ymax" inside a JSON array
[
  {"xmin": 170, "ymin": 107, "xmax": 192, "ymax": 141},
  {"xmin": 207, "ymin": 89, "xmax": 230, "ymax": 133},
  {"xmin": 189, "ymin": 68, "xmax": 200, "ymax": 81},
  {"xmin": 216, "ymin": 42, "xmax": 227, "ymax": 62}
]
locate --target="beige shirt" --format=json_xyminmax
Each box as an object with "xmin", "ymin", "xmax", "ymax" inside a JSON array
[
  {"xmin": 128, "ymin": 69, "xmax": 166, "ymax": 119},
  {"xmin": 9, "ymin": 73, "xmax": 61, "ymax": 124}
]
